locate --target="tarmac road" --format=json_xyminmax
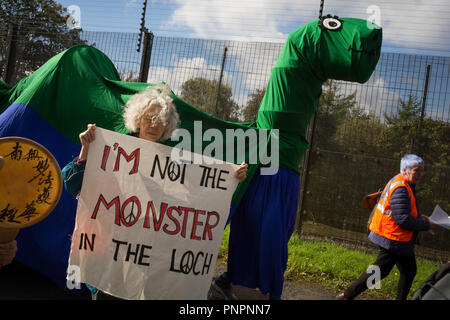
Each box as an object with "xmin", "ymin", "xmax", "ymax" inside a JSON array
[
  {"xmin": 210, "ymin": 262, "xmax": 338, "ymax": 300},
  {"xmin": 0, "ymin": 260, "xmax": 338, "ymax": 300}
]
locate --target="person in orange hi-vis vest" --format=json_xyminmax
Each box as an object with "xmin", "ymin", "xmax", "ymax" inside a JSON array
[{"xmin": 337, "ymin": 154, "xmax": 437, "ymax": 300}]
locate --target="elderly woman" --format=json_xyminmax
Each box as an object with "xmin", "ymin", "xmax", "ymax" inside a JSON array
[
  {"xmin": 337, "ymin": 154, "xmax": 436, "ymax": 300},
  {"xmin": 63, "ymin": 84, "xmax": 181, "ymax": 196},
  {"xmin": 63, "ymin": 84, "xmax": 247, "ymax": 196},
  {"xmin": 62, "ymin": 83, "xmax": 247, "ymax": 299}
]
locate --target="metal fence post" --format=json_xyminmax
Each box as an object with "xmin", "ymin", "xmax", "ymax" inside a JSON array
[
  {"xmin": 410, "ymin": 64, "xmax": 431, "ymax": 154},
  {"xmin": 215, "ymin": 47, "xmax": 228, "ymax": 118},
  {"xmin": 4, "ymin": 23, "xmax": 19, "ymax": 85},
  {"xmin": 295, "ymin": 111, "xmax": 318, "ymax": 235},
  {"xmin": 138, "ymin": 30, "xmax": 154, "ymax": 83}
]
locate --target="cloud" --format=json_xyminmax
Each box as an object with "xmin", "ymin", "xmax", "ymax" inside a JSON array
[
  {"xmin": 146, "ymin": 1, "xmax": 448, "ymax": 118},
  {"xmin": 334, "ymin": 74, "xmax": 402, "ymax": 123},
  {"xmin": 160, "ymin": 0, "xmax": 449, "ymax": 56},
  {"xmin": 146, "ymin": 50, "xmax": 274, "ymax": 112},
  {"xmin": 148, "ymin": 56, "xmax": 234, "ymax": 95},
  {"xmin": 368, "ymin": 1, "xmax": 449, "ymax": 55},
  {"xmin": 168, "ymin": 0, "xmax": 306, "ymax": 41},
  {"xmin": 124, "ymin": 0, "xmax": 139, "ymax": 8}
]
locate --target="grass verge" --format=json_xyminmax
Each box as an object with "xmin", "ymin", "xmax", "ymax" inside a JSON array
[{"xmin": 217, "ymin": 226, "xmax": 442, "ymax": 300}]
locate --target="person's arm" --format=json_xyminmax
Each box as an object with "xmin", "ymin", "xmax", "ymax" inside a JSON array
[
  {"xmin": 78, "ymin": 124, "xmax": 96, "ymax": 161},
  {"xmin": 390, "ymin": 187, "xmax": 430, "ymax": 231},
  {"xmin": 62, "ymin": 124, "xmax": 96, "ymax": 197},
  {"xmin": 62, "ymin": 157, "xmax": 86, "ymax": 197},
  {"xmin": 235, "ymin": 162, "xmax": 248, "ymax": 182},
  {"xmin": 0, "ymin": 240, "xmax": 17, "ymax": 267}
]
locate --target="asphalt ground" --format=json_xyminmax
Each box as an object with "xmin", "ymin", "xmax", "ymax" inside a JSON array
[
  {"xmin": 210, "ymin": 262, "xmax": 338, "ymax": 300},
  {"xmin": 0, "ymin": 260, "xmax": 337, "ymax": 300}
]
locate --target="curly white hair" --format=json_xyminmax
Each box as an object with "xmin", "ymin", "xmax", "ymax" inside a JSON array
[{"xmin": 123, "ymin": 83, "xmax": 180, "ymax": 141}]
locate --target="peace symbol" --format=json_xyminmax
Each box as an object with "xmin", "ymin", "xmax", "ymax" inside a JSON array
[
  {"xmin": 123, "ymin": 202, "xmax": 137, "ymax": 224},
  {"xmin": 121, "ymin": 197, "xmax": 140, "ymax": 226},
  {"xmin": 180, "ymin": 251, "xmax": 195, "ymax": 274},
  {"xmin": 167, "ymin": 162, "xmax": 180, "ymax": 181}
]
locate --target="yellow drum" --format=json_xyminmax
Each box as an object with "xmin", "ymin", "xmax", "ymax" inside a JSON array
[{"xmin": 0, "ymin": 137, "xmax": 63, "ymax": 243}]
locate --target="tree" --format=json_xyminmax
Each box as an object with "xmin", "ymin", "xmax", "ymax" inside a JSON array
[
  {"xmin": 0, "ymin": 0, "xmax": 86, "ymax": 85},
  {"xmin": 335, "ymin": 116, "xmax": 386, "ymax": 155},
  {"xmin": 416, "ymin": 119, "xmax": 450, "ymax": 167},
  {"xmin": 242, "ymin": 89, "xmax": 265, "ymax": 122},
  {"xmin": 378, "ymin": 93, "xmax": 450, "ymax": 216},
  {"xmin": 314, "ymin": 79, "xmax": 358, "ymax": 151},
  {"xmin": 381, "ymin": 94, "xmax": 422, "ymax": 158},
  {"xmin": 385, "ymin": 94, "xmax": 421, "ymax": 126},
  {"xmin": 180, "ymin": 77, "xmax": 240, "ymax": 121},
  {"xmin": 319, "ymin": 80, "xmax": 357, "ymax": 119}
]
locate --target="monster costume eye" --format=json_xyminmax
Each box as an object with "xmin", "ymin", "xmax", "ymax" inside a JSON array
[{"xmin": 322, "ymin": 17, "xmax": 342, "ymax": 30}]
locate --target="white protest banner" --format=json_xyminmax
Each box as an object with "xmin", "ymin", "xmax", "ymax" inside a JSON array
[{"xmin": 68, "ymin": 127, "xmax": 239, "ymax": 299}]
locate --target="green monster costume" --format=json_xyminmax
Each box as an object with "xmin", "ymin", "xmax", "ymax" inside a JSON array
[
  {"xmin": 0, "ymin": 15, "xmax": 381, "ymax": 294},
  {"xmin": 220, "ymin": 15, "xmax": 382, "ymax": 298},
  {"xmin": 258, "ymin": 16, "xmax": 381, "ymax": 173}
]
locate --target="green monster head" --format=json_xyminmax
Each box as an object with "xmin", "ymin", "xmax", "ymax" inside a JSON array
[
  {"xmin": 286, "ymin": 15, "xmax": 382, "ymax": 83},
  {"xmin": 258, "ymin": 15, "xmax": 383, "ymax": 173}
]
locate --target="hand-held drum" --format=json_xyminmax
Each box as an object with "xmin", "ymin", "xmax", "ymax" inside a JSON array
[{"xmin": 0, "ymin": 137, "xmax": 63, "ymax": 243}]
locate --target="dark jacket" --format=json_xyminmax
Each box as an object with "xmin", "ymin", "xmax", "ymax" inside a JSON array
[
  {"xmin": 369, "ymin": 184, "xmax": 430, "ymax": 256},
  {"xmin": 62, "ymin": 157, "xmax": 86, "ymax": 198}
]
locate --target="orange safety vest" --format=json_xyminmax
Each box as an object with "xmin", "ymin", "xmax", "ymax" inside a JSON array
[{"xmin": 369, "ymin": 173, "xmax": 418, "ymax": 242}]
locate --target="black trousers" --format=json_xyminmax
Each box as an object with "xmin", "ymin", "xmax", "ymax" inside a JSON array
[{"xmin": 344, "ymin": 246, "xmax": 417, "ymax": 300}]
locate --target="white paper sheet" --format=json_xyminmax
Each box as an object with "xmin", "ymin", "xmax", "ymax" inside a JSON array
[{"xmin": 430, "ymin": 205, "xmax": 450, "ymax": 230}]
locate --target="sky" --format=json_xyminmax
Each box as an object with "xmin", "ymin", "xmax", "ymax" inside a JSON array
[
  {"xmin": 58, "ymin": 0, "xmax": 450, "ymax": 57},
  {"xmin": 55, "ymin": 0, "xmax": 449, "ymax": 121}
]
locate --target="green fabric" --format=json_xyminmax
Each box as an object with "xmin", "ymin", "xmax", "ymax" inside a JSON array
[
  {"xmin": 0, "ymin": 17, "xmax": 382, "ymax": 205},
  {"xmin": 257, "ymin": 18, "xmax": 382, "ymax": 172}
]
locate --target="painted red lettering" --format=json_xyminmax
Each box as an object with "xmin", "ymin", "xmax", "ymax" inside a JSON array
[
  {"xmin": 203, "ymin": 211, "xmax": 220, "ymax": 240},
  {"xmin": 100, "ymin": 145, "xmax": 111, "ymax": 171},
  {"xmin": 163, "ymin": 207, "xmax": 182, "ymax": 235},
  {"xmin": 114, "ymin": 147, "xmax": 140, "ymax": 174},
  {"xmin": 191, "ymin": 210, "xmax": 206, "ymax": 240},
  {"xmin": 91, "ymin": 194, "xmax": 121, "ymax": 226},
  {"xmin": 178, "ymin": 206, "xmax": 194, "ymax": 238}
]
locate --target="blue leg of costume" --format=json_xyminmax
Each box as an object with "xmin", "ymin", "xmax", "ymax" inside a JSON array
[{"xmin": 226, "ymin": 168, "xmax": 300, "ymax": 297}]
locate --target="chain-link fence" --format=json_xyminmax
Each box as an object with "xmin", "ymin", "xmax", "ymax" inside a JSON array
[
  {"xmin": 81, "ymin": 31, "xmax": 142, "ymax": 80},
  {"xmin": 2, "ymin": 25, "xmax": 449, "ymax": 261},
  {"xmin": 298, "ymin": 53, "xmax": 450, "ymax": 261}
]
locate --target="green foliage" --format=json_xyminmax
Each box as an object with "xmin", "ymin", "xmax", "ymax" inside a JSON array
[
  {"xmin": 335, "ymin": 117, "xmax": 385, "ymax": 155},
  {"xmin": 381, "ymin": 94, "xmax": 422, "ymax": 157},
  {"xmin": 0, "ymin": 0, "xmax": 86, "ymax": 84},
  {"xmin": 385, "ymin": 94, "xmax": 421, "ymax": 125},
  {"xmin": 218, "ymin": 225, "xmax": 230, "ymax": 260},
  {"xmin": 315, "ymin": 80, "xmax": 358, "ymax": 151},
  {"xmin": 417, "ymin": 119, "xmax": 450, "ymax": 167},
  {"xmin": 304, "ymin": 82, "xmax": 449, "ymax": 251},
  {"xmin": 285, "ymin": 235, "xmax": 441, "ymax": 299},
  {"xmin": 377, "ymin": 94, "xmax": 450, "ymax": 216},
  {"xmin": 242, "ymin": 89, "xmax": 265, "ymax": 122},
  {"xmin": 319, "ymin": 80, "xmax": 358, "ymax": 119},
  {"xmin": 180, "ymin": 77, "xmax": 240, "ymax": 122}
]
